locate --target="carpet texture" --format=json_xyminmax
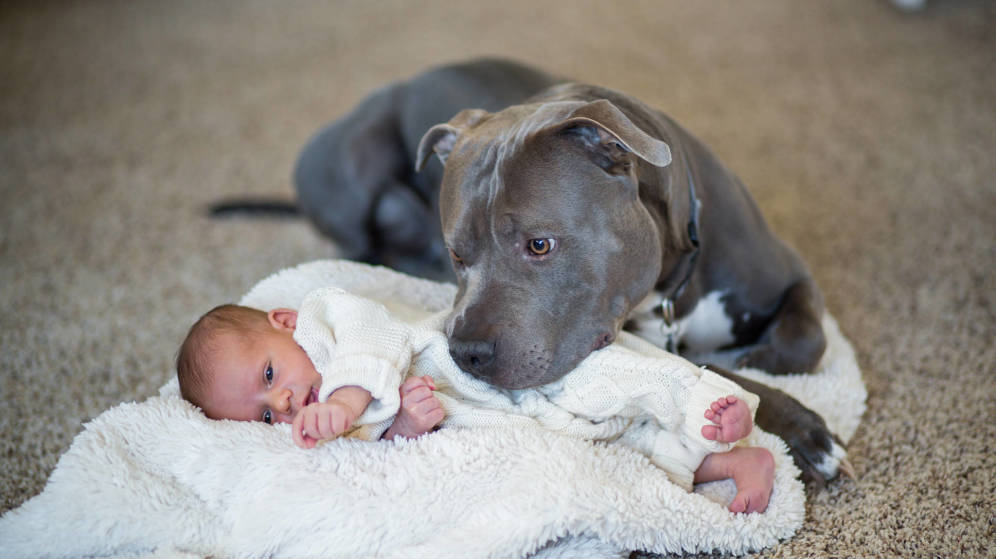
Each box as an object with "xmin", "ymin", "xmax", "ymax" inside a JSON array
[{"xmin": 1, "ymin": 1, "xmax": 993, "ymax": 557}]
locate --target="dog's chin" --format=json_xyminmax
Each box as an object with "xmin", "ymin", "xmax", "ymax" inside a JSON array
[
  {"xmin": 476, "ymin": 355, "xmax": 554, "ymax": 390},
  {"xmin": 484, "ymin": 335, "xmax": 607, "ymax": 390},
  {"xmin": 484, "ymin": 371, "xmax": 548, "ymax": 390}
]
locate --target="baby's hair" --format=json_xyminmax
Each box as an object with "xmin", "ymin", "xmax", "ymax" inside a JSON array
[{"xmin": 175, "ymin": 304, "xmax": 271, "ymax": 413}]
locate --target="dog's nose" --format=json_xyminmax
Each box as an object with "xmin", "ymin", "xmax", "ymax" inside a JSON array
[{"xmin": 449, "ymin": 338, "xmax": 497, "ymax": 376}]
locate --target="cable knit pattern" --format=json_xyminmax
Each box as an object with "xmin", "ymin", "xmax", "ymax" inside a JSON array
[{"xmin": 293, "ymin": 287, "xmax": 759, "ymax": 485}]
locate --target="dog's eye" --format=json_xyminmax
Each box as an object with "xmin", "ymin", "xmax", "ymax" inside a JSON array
[
  {"xmin": 448, "ymin": 248, "xmax": 464, "ymax": 265},
  {"xmin": 526, "ymin": 238, "xmax": 556, "ymax": 256}
]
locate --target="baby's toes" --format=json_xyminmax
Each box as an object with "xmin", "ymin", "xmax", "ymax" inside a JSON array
[
  {"xmin": 701, "ymin": 424, "xmax": 720, "ymax": 441},
  {"xmin": 733, "ymin": 488, "xmax": 769, "ymax": 514},
  {"xmin": 718, "ymin": 395, "xmax": 739, "ymax": 411},
  {"xmin": 728, "ymin": 493, "xmax": 749, "ymax": 513}
]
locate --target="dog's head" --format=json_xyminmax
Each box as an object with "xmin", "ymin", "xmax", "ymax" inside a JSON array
[{"xmin": 417, "ymin": 99, "xmax": 674, "ymax": 388}]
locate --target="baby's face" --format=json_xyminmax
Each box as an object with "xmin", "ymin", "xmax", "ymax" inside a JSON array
[{"xmin": 201, "ymin": 312, "xmax": 322, "ymax": 424}]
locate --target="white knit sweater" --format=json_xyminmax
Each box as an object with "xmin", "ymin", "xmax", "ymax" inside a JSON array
[{"xmin": 293, "ymin": 287, "xmax": 759, "ymax": 489}]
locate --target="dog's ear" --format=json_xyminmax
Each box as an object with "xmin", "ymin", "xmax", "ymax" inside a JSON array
[
  {"xmin": 416, "ymin": 124, "xmax": 458, "ymax": 172},
  {"xmin": 416, "ymin": 109, "xmax": 489, "ymax": 172},
  {"xmin": 558, "ymin": 99, "xmax": 671, "ymax": 174}
]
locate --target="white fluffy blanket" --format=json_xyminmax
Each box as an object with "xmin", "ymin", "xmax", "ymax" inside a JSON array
[{"xmin": 0, "ymin": 260, "xmax": 866, "ymax": 558}]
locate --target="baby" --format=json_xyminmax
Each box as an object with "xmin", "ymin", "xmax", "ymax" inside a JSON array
[{"xmin": 177, "ymin": 287, "xmax": 775, "ymax": 513}]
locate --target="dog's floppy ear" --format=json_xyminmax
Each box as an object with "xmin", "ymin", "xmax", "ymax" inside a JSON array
[
  {"xmin": 558, "ymin": 99, "xmax": 671, "ymax": 173},
  {"xmin": 416, "ymin": 109, "xmax": 489, "ymax": 172}
]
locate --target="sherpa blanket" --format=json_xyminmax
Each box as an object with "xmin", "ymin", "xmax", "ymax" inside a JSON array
[{"xmin": 0, "ymin": 260, "xmax": 866, "ymax": 559}]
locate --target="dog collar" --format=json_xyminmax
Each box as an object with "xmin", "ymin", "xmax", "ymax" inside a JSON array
[{"xmin": 659, "ymin": 160, "xmax": 701, "ymax": 352}]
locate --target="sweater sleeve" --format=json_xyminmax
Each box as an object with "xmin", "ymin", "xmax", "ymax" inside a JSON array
[
  {"xmin": 292, "ymin": 287, "xmax": 413, "ymax": 426},
  {"xmin": 542, "ymin": 338, "xmax": 760, "ymax": 453}
]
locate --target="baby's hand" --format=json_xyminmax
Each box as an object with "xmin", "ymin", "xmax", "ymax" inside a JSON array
[
  {"xmin": 383, "ymin": 376, "xmax": 445, "ymax": 441},
  {"xmin": 292, "ymin": 400, "xmax": 357, "ymax": 449}
]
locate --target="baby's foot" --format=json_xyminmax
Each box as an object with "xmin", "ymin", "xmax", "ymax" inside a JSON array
[
  {"xmin": 701, "ymin": 395, "xmax": 752, "ymax": 443},
  {"xmin": 726, "ymin": 447, "xmax": 775, "ymax": 514}
]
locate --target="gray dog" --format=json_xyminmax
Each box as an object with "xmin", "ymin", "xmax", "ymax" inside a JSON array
[{"xmin": 288, "ymin": 58, "xmax": 847, "ymax": 485}]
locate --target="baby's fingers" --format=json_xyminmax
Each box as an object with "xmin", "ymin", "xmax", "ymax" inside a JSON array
[
  {"xmin": 292, "ymin": 411, "xmax": 317, "ymax": 449},
  {"xmin": 329, "ymin": 409, "xmax": 353, "ymax": 437},
  {"xmin": 292, "ymin": 412, "xmax": 305, "ymax": 447},
  {"xmin": 399, "ymin": 376, "xmax": 424, "ymax": 393},
  {"xmin": 317, "ymin": 407, "xmax": 334, "ymax": 439},
  {"xmin": 423, "ymin": 407, "xmax": 445, "ymax": 428},
  {"xmin": 412, "ymin": 396, "xmax": 445, "ymax": 425},
  {"xmin": 403, "ymin": 384, "xmax": 435, "ymax": 404},
  {"xmin": 400, "ymin": 375, "xmax": 436, "ymax": 395}
]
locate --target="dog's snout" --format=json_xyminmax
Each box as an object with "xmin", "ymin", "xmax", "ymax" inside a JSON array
[{"xmin": 449, "ymin": 338, "xmax": 497, "ymax": 376}]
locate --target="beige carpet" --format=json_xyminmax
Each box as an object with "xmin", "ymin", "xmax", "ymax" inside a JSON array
[{"xmin": 2, "ymin": 1, "xmax": 993, "ymax": 557}]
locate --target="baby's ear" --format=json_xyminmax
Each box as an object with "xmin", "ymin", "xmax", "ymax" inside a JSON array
[{"xmin": 267, "ymin": 308, "xmax": 298, "ymax": 331}]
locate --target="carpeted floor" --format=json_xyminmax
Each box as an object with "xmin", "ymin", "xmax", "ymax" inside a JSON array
[{"xmin": 2, "ymin": 1, "xmax": 993, "ymax": 557}]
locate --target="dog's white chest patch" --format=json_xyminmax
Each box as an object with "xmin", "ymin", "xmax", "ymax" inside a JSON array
[
  {"xmin": 629, "ymin": 290, "xmax": 735, "ymax": 353},
  {"xmin": 678, "ymin": 291, "xmax": 736, "ymax": 353}
]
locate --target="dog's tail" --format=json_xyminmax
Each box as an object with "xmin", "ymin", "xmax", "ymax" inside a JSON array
[{"xmin": 208, "ymin": 197, "xmax": 300, "ymax": 218}]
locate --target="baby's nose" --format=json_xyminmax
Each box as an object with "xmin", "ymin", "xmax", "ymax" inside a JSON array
[{"xmin": 267, "ymin": 388, "xmax": 293, "ymax": 414}]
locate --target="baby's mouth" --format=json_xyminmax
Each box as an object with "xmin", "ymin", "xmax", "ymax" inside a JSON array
[{"xmin": 306, "ymin": 387, "xmax": 318, "ymax": 407}]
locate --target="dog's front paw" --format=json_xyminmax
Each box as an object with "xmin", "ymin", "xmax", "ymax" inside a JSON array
[
  {"xmin": 784, "ymin": 423, "xmax": 852, "ymax": 487},
  {"xmin": 756, "ymin": 390, "xmax": 854, "ymax": 486}
]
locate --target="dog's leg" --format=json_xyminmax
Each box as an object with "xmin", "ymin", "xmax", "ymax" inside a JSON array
[
  {"xmin": 737, "ymin": 278, "xmax": 827, "ymax": 374},
  {"xmin": 705, "ymin": 364, "xmax": 850, "ymax": 486},
  {"xmin": 371, "ymin": 183, "xmax": 452, "ymax": 281}
]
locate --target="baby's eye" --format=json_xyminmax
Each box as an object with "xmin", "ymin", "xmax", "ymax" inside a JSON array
[
  {"xmin": 264, "ymin": 365, "xmax": 274, "ymax": 386},
  {"xmin": 262, "ymin": 409, "xmax": 273, "ymax": 424}
]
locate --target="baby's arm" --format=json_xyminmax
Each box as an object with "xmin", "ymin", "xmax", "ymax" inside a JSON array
[
  {"xmin": 292, "ymin": 385, "xmax": 372, "ymax": 449},
  {"xmin": 295, "ymin": 288, "xmax": 414, "ymax": 427},
  {"xmin": 382, "ymin": 376, "xmax": 445, "ymax": 441}
]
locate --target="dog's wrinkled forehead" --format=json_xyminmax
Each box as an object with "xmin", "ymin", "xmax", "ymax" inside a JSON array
[
  {"xmin": 455, "ymin": 101, "xmax": 588, "ymax": 205},
  {"xmin": 485, "ymin": 101, "xmax": 587, "ymax": 153}
]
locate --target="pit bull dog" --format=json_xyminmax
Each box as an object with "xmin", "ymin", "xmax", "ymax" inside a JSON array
[{"xmin": 293, "ymin": 58, "xmax": 848, "ymax": 485}]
